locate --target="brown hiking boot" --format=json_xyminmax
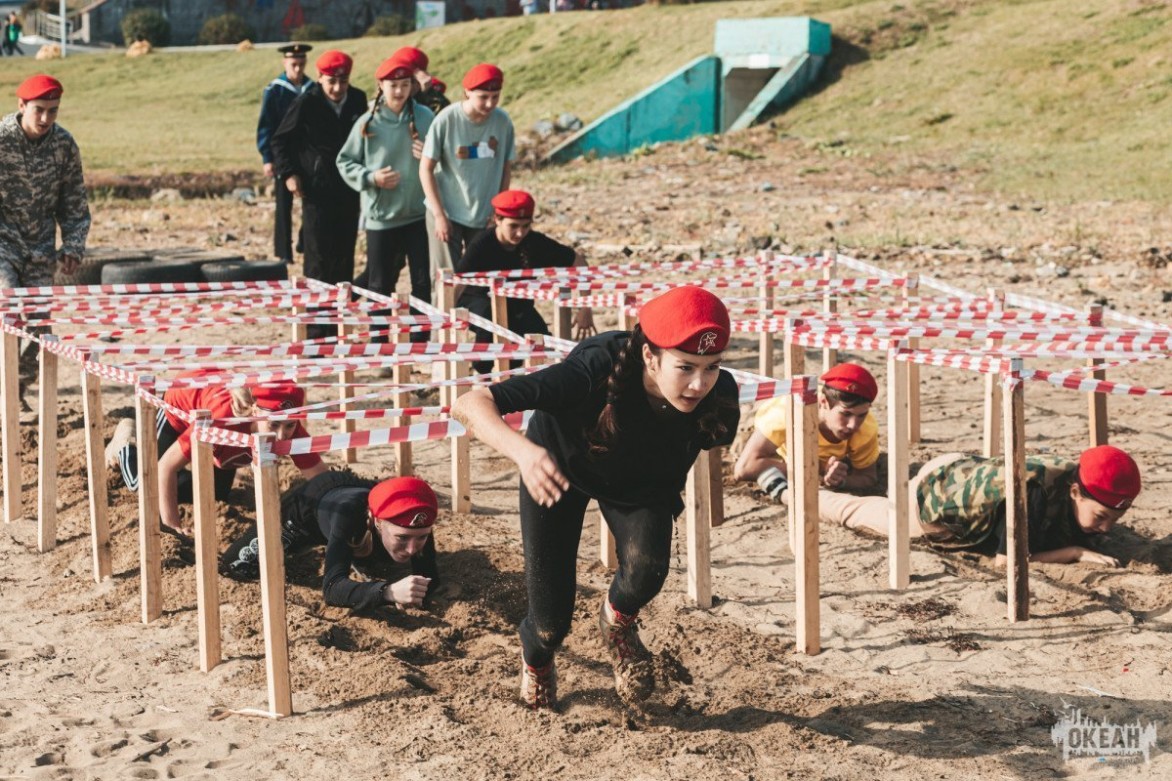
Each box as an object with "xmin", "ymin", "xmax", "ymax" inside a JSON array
[
  {"xmin": 519, "ymin": 654, "xmax": 557, "ymax": 711},
  {"xmin": 599, "ymin": 600, "xmax": 655, "ymax": 702}
]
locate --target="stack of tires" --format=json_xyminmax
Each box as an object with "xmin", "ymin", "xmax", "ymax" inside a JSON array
[{"xmin": 75, "ymin": 248, "xmax": 290, "ymax": 285}]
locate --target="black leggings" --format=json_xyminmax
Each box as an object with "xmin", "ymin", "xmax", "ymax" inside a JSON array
[
  {"xmin": 518, "ymin": 480, "xmax": 675, "ymax": 668},
  {"xmin": 366, "ymin": 220, "xmax": 431, "ymax": 304},
  {"xmin": 118, "ymin": 409, "xmax": 237, "ymax": 505}
]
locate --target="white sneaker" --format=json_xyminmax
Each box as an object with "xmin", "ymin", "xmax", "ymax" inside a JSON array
[{"xmin": 104, "ymin": 418, "xmax": 136, "ymax": 467}]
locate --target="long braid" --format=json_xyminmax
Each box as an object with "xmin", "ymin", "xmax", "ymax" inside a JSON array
[
  {"xmin": 587, "ymin": 325, "xmax": 647, "ymax": 454},
  {"xmin": 362, "ymin": 90, "xmax": 384, "ymax": 138}
]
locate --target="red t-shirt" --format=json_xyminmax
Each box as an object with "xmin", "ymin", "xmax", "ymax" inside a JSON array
[{"xmin": 162, "ymin": 370, "xmax": 321, "ymax": 470}]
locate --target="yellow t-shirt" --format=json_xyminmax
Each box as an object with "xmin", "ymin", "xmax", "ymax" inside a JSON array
[{"xmin": 753, "ymin": 396, "xmax": 880, "ymax": 470}]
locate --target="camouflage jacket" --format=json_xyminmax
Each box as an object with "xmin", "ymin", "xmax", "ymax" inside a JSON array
[
  {"xmin": 917, "ymin": 454, "xmax": 1089, "ymax": 554},
  {"xmin": 0, "ymin": 112, "xmax": 91, "ymax": 267}
]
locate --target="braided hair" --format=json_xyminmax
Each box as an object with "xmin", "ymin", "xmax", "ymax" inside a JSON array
[
  {"xmin": 587, "ymin": 326, "xmax": 736, "ymax": 454},
  {"xmin": 361, "ymin": 89, "xmax": 385, "ymax": 138}
]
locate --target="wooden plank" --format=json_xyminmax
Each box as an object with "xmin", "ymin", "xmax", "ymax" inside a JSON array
[
  {"xmin": 1003, "ymin": 359, "xmax": 1029, "ymax": 622},
  {"xmin": 793, "ymin": 386, "xmax": 821, "ymax": 655},
  {"xmin": 136, "ymin": 381, "xmax": 163, "ymax": 624},
  {"xmin": 81, "ymin": 365, "xmax": 112, "ymax": 582},
  {"xmin": 553, "ymin": 287, "xmax": 573, "ymax": 341},
  {"xmin": 37, "ymin": 337, "xmax": 59, "ymax": 550},
  {"xmin": 904, "ymin": 273, "xmax": 921, "ymax": 446},
  {"xmin": 290, "ymin": 275, "xmax": 307, "ymax": 342},
  {"xmin": 782, "ymin": 323, "xmax": 805, "ymax": 554},
  {"xmin": 336, "ymin": 282, "xmax": 357, "ymax": 464},
  {"xmin": 600, "ymin": 512, "xmax": 618, "ymax": 571},
  {"xmin": 821, "ymin": 256, "xmax": 838, "ymax": 373},
  {"xmin": 1, "ymin": 330, "xmax": 21, "ymax": 524},
  {"xmin": 450, "ymin": 359, "xmax": 471, "ymax": 514},
  {"xmin": 1087, "ymin": 301, "xmax": 1108, "ymax": 447},
  {"xmin": 707, "ymin": 445, "xmax": 724, "ymax": 528},
  {"xmin": 253, "ymin": 433, "xmax": 293, "ymax": 717},
  {"xmin": 491, "ymin": 287, "xmax": 510, "ymax": 375},
  {"xmin": 758, "ymin": 270, "xmax": 774, "ymax": 377},
  {"xmin": 439, "ymin": 278, "xmax": 456, "ymax": 409},
  {"xmin": 887, "ymin": 349, "xmax": 910, "ymax": 590},
  {"xmin": 191, "ymin": 410, "xmax": 222, "ymax": 671},
  {"xmin": 982, "ymin": 289, "xmax": 1004, "ymax": 457},
  {"xmin": 392, "ymin": 293, "xmax": 413, "ymax": 476},
  {"xmin": 685, "ymin": 448, "xmax": 712, "ymax": 608}
]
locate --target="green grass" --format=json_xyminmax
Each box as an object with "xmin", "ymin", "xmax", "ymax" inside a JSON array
[{"xmin": 2, "ymin": 0, "xmax": 1171, "ymax": 202}]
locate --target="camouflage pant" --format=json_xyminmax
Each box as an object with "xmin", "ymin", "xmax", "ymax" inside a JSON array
[{"xmin": 0, "ymin": 256, "xmax": 55, "ymax": 375}]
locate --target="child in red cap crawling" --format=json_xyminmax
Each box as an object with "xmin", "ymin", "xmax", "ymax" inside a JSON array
[
  {"xmin": 453, "ymin": 286, "xmax": 740, "ymax": 711},
  {"xmin": 819, "ymin": 444, "xmax": 1141, "ymax": 568},
  {"xmin": 108, "ymin": 369, "xmax": 327, "ymax": 537},
  {"xmin": 222, "ymin": 474, "xmax": 438, "ymax": 612},
  {"xmin": 734, "ymin": 362, "xmax": 882, "ymax": 524}
]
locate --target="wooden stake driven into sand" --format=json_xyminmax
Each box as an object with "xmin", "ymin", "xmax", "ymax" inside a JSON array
[
  {"xmin": 903, "ymin": 274, "xmax": 922, "ymax": 446},
  {"xmin": 887, "ymin": 346, "xmax": 910, "ymax": 591},
  {"xmin": 982, "ymin": 288, "xmax": 1005, "ymax": 458},
  {"xmin": 759, "ymin": 250, "xmax": 775, "ymax": 377},
  {"xmin": 491, "ymin": 285, "xmax": 511, "ymax": 376},
  {"xmin": 553, "ymin": 287, "xmax": 573, "ymax": 343},
  {"xmin": 792, "ymin": 373, "xmax": 821, "ymax": 655},
  {"xmin": 821, "ymin": 252, "xmax": 838, "ymax": 375},
  {"xmin": 438, "ymin": 273, "xmax": 457, "ymax": 409},
  {"xmin": 1086, "ymin": 303, "xmax": 1108, "ymax": 447},
  {"xmin": 450, "ymin": 308, "xmax": 471, "ymax": 514},
  {"xmin": 290, "ymin": 275, "xmax": 308, "ymax": 343},
  {"xmin": 685, "ymin": 449, "xmax": 713, "ymax": 607},
  {"xmin": 1, "ymin": 325, "xmax": 21, "ymax": 525},
  {"xmin": 191, "ymin": 409, "xmax": 222, "ymax": 671},
  {"xmin": 1003, "ymin": 358, "xmax": 1029, "ymax": 622},
  {"xmin": 136, "ymin": 377, "xmax": 162, "ymax": 624},
  {"xmin": 81, "ymin": 354, "xmax": 113, "ymax": 582},
  {"xmin": 253, "ymin": 432, "xmax": 293, "ymax": 717},
  {"xmin": 37, "ymin": 335, "xmax": 59, "ymax": 551},
  {"xmin": 783, "ymin": 321, "xmax": 805, "ymax": 555},
  {"xmin": 392, "ymin": 293, "xmax": 414, "ymax": 476},
  {"xmin": 337, "ymin": 282, "xmax": 358, "ymax": 465}
]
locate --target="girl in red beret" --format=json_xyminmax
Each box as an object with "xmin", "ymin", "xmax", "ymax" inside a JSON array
[
  {"xmin": 456, "ymin": 189, "xmax": 595, "ymax": 371},
  {"xmin": 222, "ymin": 474, "xmax": 438, "ymax": 611},
  {"xmin": 734, "ymin": 362, "xmax": 881, "ymax": 514},
  {"xmin": 452, "ymin": 286, "xmax": 740, "ymax": 710},
  {"xmin": 108, "ymin": 370, "xmax": 327, "ymax": 537},
  {"xmin": 818, "ymin": 444, "xmax": 1141, "ymax": 568},
  {"xmin": 338, "ymin": 54, "xmax": 436, "ymax": 331}
]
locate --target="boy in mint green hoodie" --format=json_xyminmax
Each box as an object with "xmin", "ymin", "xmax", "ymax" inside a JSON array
[{"xmin": 338, "ymin": 53, "xmax": 435, "ymax": 328}]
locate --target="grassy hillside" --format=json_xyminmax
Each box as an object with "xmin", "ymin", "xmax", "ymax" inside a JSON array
[{"xmin": 1, "ymin": 0, "xmax": 1170, "ymax": 202}]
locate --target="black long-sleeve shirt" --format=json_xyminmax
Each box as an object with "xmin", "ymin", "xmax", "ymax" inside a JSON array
[
  {"xmin": 270, "ymin": 82, "xmax": 367, "ymax": 203},
  {"xmin": 489, "ymin": 331, "xmax": 739, "ymax": 514}
]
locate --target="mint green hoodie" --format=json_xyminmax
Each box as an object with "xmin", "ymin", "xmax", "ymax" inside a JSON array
[{"xmin": 336, "ymin": 99, "xmax": 434, "ymax": 230}]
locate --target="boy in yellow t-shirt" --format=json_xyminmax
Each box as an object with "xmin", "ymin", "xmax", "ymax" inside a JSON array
[{"xmin": 734, "ymin": 363, "xmax": 881, "ymax": 507}]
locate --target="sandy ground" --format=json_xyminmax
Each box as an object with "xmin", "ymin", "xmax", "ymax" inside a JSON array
[{"xmin": 2, "ymin": 133, "xmax": 1172, "ymax": 780}]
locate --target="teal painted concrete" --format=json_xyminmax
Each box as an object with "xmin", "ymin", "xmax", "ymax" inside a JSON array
[
  {"xmin": 548, "ymin": 56, "xmax": 720, "ymax": 163},
  {"xmin": 547, "ymin": 17, "xmax": 830, "ymax": 161}
]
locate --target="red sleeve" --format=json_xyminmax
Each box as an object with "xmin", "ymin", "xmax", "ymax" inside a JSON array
[{"xmin": 289, "ymin": 423, "xmax": 323, "ymax": 470}]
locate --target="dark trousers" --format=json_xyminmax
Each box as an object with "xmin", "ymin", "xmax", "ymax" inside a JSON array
[
  {"xmin": 273, "ymin": 175, "xmax": 295, "ymax": 261},
  {"xmin": 463, "ymin": 296, "xmax": 549, "ymax": 373},
  {"xmin": 302, "ymin": 196, "xmax": 359, "ymax": 339},
  {"xmin": 366, "ymin": 220, "xmax": 431, "ymax": 344},
  {"xmin": 517, "ymin": 480, "xmax": 675, "ymax": 668},
  {"xmin": 118, "ymin": 409, "xmax": 236, "ymax": 504}
]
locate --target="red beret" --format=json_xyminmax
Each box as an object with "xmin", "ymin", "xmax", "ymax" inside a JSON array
[
  {"xmin": 375, "ymin": 54, "xmax": 414, "ymax": 82},
  {"xmin": 250, "ymin": 383, "xmax": 305, "ymax": 411},
  {"xmin": 639, "ymin": 287, "xmax": 730, "ymax": 355},
  {"xmin": 821, "ymin": 363, "xmax": 878, "ymax": 403},
  {"xmin": 368, "ymin": 477, "xmax": 438, "ymax": 527},
  {"xmin": 431, "ymin": 78, "xmax": 447, "ymax": 94},
  {"xmin": 316, "ymin": 50, "xmax": 353, "ymax": 77},
  {"xmin": 463, "ymin": 63, "xmax": 503, "ymax": 92},
  {"xmin": 1078, "ymin": 445, "xmax": 1141, "ymax": 510},
  {"xmin": 492, "ymin": 190, "xmax": 535, "ymax": 219},
  {"xmin": 392, "ymin": 46, "xmax": 429, "ymax": 72},
  {"xmin": 16, "ymin": 74, "xmax": 63, "ymax": 101}
]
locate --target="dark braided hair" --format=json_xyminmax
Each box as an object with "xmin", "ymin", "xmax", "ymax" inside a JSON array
[
  {"xmin": 587, "ymin": 325, "xmax": 736, "ymax": 454},
  {"xmin": 361, "ymin": 89, "xmax": 385, "ymax": 138}
]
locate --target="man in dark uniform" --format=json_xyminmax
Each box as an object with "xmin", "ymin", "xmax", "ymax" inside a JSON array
[
  {"xmin": 271, "ymin": 49, "xmax": 367, "ymax": 338},
  {"xmin": 257, "ymin": 42, "xmax": 313, "ymax": 264}
]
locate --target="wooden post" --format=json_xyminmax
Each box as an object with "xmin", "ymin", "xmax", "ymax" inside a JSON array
[
  {"xmin": 887, "ymin": 347, "xmax": 910, "ymax": 590},
  {"xmin": 392, "ymin": 293, "xmax": 413, "ymax": 476},
  {"xmin": 1003, "ymin": 359, "xmax": 1029, "ymax": 622},
  {"xmin": 903, "ymin": 274, "xmax": 921, "ymax": 446},
  {"xmin": 1086, "ymin": 303, "xmax": 1108, "ymax": 447},
  {"xmin": 253, "ymin": 433, "xmax": 293, "ymax": 717},
  {"xmin": 1, "ymin": 327, "xmax": 21, "ymax": 524},
  {"xmin": 982, "ymin": 289, "xmax": 1004, "ymax": 457},
  {"xmin": 783, "ymin": 321, "xmax": 805, "ymax": 554},
  {"xmin": 191, "ymin": 410, "xmax": 222, "ymax": 671},
  {"xmin": 685, "ymin": 448, "xmax": 712, "ymax": 608},
  {"xmin": 439, "ymin": 276, "xmax": 456, "ymax": 409},
  {"xmin": 290, "ymin": 274, "xmax": 307, "ymax": 342},
  {"xmin": 449, "ymin": 353, "xmax": 472, "ymax": 514},
  {"xmin": 707, "ymin": 446, "xmax": 725, "ymax": 528},
  {"xmin": 137, "ymin": 378, "xmax": 163, "ymax": 624},
  {"xmin": 490, "ymin": 285, "xmax": 510, "ymax": 375},
  {"xmin": 81, "ymin": 360, "xmax": 112, "ymax": 582},
  {"xmin": 758, "ymin": 265, "xmax": 775, "ymax": 377},
  {"xmin": 37, "ymin": 335, "xmax": 59, "ymax": 550},
  {"xmin": 821, "ymin": 253, "xmax": 838, "ymax": 373},
  {"xmin": 616, "ymin": 294, "xmax": 636, "ymax": 332},
  {"xmin": 553, "ymin": 287, "xmax": 572, "ymax": 342},
  {"xmin": 337, "ymin": 282, "xmax": 357, "ymax": 464},
  {"xmin": 792, "ymin": 381, "xmax": 821, "ymax": 655}
]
